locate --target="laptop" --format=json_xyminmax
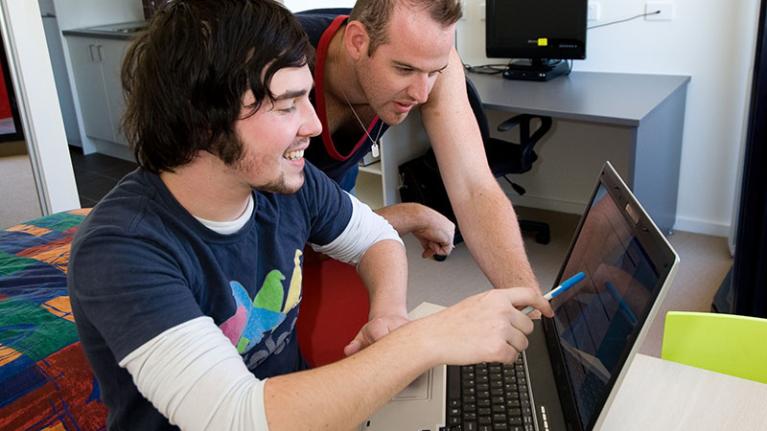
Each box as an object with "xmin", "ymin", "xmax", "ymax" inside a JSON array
[{"xmin": 362, "ymin": 161, "xmax": 680, "ymax": 431}]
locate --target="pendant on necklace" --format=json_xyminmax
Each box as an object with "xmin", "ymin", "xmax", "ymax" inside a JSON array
[{"xmin": 371, "ymin": 141, "xmax": 380, "ymax": 158}]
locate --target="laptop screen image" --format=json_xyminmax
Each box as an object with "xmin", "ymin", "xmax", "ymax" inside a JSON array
[{"xmin": 544, "ymin": 165, "xmax": 678, "ymax": 430}]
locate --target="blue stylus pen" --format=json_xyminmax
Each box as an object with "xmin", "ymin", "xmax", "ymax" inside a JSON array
[{"xmin": 521, "ymin": 271, "xmax": 586, "ymax": 315}]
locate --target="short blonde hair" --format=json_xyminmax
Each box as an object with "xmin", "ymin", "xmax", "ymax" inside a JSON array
[{"xmin": 350, "ymin": 0, "xmax": 462, "ymax": 55}]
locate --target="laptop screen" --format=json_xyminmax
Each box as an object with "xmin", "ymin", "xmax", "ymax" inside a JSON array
[{"xmin": 543, "ymin": 165, "xmax": 677, "ymax": 430}]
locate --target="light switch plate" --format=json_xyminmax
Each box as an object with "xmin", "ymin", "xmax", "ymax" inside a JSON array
[{"xmin": 587, "ymin": 1, "xmax": 601, "ymax": 21}]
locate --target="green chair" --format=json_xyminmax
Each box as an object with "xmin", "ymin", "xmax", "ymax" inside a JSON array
[{"xmin": 661, "ymin": 311, "xmax": 767, "ymax": 384}]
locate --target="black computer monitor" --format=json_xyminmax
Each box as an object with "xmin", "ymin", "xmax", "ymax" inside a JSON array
[{"xmin": 486, "ymin": 0, "xmax": 587, "ymax": 81}]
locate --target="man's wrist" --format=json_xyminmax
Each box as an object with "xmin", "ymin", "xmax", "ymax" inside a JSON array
[
  {"xmin": 412, "ymin": 204, "xmax": 441, "ymax": 232},
  {"xmin": 368, "ymin": 306, "xmax": 409, "ymax": 321},
  {"xmin": 386, "ymin": 317, "xmax": 441, "ymax": 368},
  {"xmin": 495, "ymin": 278, "xmax": 540, "ymax": 292},
  {"xmin": 385, "ymin": 202, "xmax": 430, "ymax": 233}
]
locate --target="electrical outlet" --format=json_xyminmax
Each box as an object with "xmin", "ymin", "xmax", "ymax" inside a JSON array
[
  {"xmin": 587, "ymin": 1, "xmax": 601, "ymax": 21},
  {"xmin": 479, "ymin": 2, "xmax": 486, "ymax": 21},
  {"xmin": 645, "ymin": 2, "xmax": 674, "ymax": 21}
]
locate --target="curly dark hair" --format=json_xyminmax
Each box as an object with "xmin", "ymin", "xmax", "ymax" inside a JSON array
[{"xmin": 122, "ymin": 0, "xmax": 314, "ymax": 173}]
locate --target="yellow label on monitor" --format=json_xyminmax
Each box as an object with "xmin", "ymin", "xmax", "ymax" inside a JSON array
[{"xmin": 537, "ymin": 37, "xmax": 548, "ymax": 46}]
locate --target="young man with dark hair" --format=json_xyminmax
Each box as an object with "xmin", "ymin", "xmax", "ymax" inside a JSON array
[
  {"xmin": 298, "ymin": 0, "xmax": 542, "ymax": 294},
  {"xmin": 68, "ymin": 1, "xmax": 552, "ymax": 429}
]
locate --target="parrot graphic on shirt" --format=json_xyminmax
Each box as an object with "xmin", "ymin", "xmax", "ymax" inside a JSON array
[{"xmin": 219, "ymin": 249, "xmax": 303, "ymax": 354}]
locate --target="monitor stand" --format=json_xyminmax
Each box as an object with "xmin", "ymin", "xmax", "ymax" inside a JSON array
[{"xmin": 502, "ymin": 59, "xmax": 571, "ymax": 82}]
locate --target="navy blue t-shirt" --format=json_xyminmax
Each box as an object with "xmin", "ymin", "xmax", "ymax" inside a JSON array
[{"xmin": 68, "ymin": 163, "xmax": 351, "ymax": 430}]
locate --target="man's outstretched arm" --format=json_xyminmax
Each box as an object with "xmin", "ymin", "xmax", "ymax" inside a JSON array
[
  {"xmin": 123, "ymin": 287, "xmax": 552, "ymax": 430},
  {"xmin": 266, "ymin": 286, "xmax": 554, "ymax": 430},
  {"xmin": 420, "ymin": 47, "xmax": 539, "ymax": 292}
]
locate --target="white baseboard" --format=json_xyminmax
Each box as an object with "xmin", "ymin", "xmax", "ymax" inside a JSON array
[
  {"xmin": 673, "ymin": 216, "xmax": 730, "ymax": 237},
  {"xmin": 507, "ymin": 191, "xmax": 732, "ymax": 239},
  {"xmin": 506, "ymin": 193, "xmax": 587, "ymax": 215},
  {"xmin": 91, "ymin": 139, "xmax": 136, "ymax": 163}
]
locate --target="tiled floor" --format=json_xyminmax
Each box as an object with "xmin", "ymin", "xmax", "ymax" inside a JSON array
[{"xmin": 69, "ymin": 146, "xmax": 138, "ymax": 208}]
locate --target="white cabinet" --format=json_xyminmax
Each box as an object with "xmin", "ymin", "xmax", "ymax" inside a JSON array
[
  {"xmin": 356, "ymin": 160, "xmax": 384, "ymax": 209},
  {"xmin": 100, "ymin": 39, "xmax": 130, "ymax": 146},
  {"xmin": 66, "ymin": 36, "xmax": 130, "ymax": 146}
]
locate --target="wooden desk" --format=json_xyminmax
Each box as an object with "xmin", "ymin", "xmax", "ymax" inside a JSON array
[
  {"xmin": 597, "ymin": 353, "xmax": 767, "ymax": 430},
  {"xmin": 370, "ymin": 72, "xmax": 690, "ymax": 234},
  {"xmin": 468, "ymin": 72, "xmax": 690, "ymax": 234}
]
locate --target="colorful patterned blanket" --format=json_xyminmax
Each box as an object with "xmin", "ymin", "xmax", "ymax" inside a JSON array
[{"xmin": 0, "ymin": 209, "xmax": 107, "ymax": 430}]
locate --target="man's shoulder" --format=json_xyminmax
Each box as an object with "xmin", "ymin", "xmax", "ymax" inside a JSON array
[
  {"xmin": 294, "ymin": 8, "xmax": 351, "ymax": 21},
  {"xmin": 294, "ymin": 9, "xmax": 349, "ymax": 44},
  {"xmin": 73, "ymin": 170, "xmax": 168, "ymax": 246}
]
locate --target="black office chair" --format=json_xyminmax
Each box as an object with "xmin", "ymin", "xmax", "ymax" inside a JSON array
[
  {"xmin": 465, "ymin": 78, "xmax": 552, "ymax": 244},
  {"xmin": 399, "ymin": 78, "xmax": 552, "ymax": 247}
]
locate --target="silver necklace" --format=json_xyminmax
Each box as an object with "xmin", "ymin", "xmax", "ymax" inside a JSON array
[
  {"xmin": 333, "ymin": 38, "xmax": 383, "ymax": 158},
  {"xmin": 342, "ymin": 91, "xmax": 383, "ymax": 158}
]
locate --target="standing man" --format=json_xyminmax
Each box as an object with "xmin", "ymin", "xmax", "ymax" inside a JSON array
[
  {"xmin": 297, "ymin": 0, "xmax": 542, "ymax": 292},
  {"xmin": 68, "ymin": 1, "xmax": 553, "ymax": 430}
]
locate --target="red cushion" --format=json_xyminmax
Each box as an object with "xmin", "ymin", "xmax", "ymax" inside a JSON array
[
  {"xmin": 0, "ymin": 64, "xmax": 11, "ymax": 119},
  {"xmin": 297, "ymin": 258, "xmax": 370, "ymax": 367}
]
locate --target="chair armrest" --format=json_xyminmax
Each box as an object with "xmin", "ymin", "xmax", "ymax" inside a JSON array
[
  {"xmin": 497, "ymin": 114, "xmax": 553, "ymax": 146},
  {"xmin": 497, "ymin": 114, "xmax": 529, "ymax": 132}
]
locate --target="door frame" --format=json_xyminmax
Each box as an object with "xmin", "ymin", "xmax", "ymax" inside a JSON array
[{"xmin": 0, "ymin": 0, "xmax": 79, "ymax": 214}]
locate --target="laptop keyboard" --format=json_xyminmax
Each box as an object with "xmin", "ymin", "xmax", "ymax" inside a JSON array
[{"xmin": 444, "ymin": 354, "xmax": 536, "ymax": 431}]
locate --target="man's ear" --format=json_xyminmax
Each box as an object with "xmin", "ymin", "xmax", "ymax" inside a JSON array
[{"xmin": 343, "ymin": 21, "xmax": 370, "ymax": 61}]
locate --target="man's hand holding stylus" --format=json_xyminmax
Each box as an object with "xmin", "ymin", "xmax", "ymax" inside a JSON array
[{"xmin": 375, "ymin": 288, "xmax": 555, "ymax": 367}]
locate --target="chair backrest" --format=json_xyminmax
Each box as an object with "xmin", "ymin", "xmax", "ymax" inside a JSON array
[
  {"xmin": 661, "ymin": 311, "xmax": 767, "ymax": 383},
  {"xmin": 465, "ymin": 77, "xmax": 551, "ymax": 174},
  {"xmin": 465, "ymin": 78, "xmax": 492, "ymax": 142},
  {"xmin": 295, "ymin": 7, "xmax": 352, "ymax": 16}
]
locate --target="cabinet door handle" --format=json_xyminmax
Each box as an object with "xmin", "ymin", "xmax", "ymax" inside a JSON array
[
  {"xmin": 97, "ymin": 45, "xmax": 104, "ymax": 62},
  {"xmin": 88, "ymin": 44, "xmax": 95, "ymax": 62}
]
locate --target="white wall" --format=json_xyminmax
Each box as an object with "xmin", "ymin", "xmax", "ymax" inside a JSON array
[
  {"xmin": 52, "ymin": 0, "xmax": 142, "ymax": 31},
  {"xmin": 458, "ymin": 0, "xmax": 760, "ymax": 237},
  {"xmin": 273, "ymin": 1, "xmax": 760, "ymax": 237},
  {"xmin": 0, "ymin": 0, "xmax": 79, "ymax": 213}
]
